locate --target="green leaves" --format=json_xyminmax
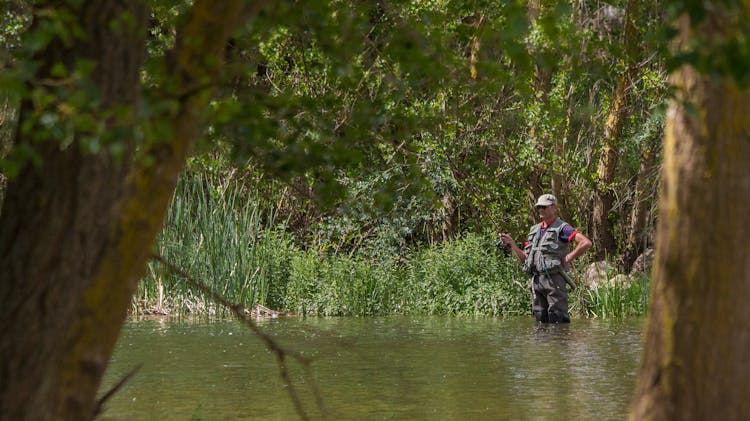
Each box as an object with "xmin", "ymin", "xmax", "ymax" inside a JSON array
[{"xmin": 662, "ymin": 0, "xmax": 750, "ymax": 87}]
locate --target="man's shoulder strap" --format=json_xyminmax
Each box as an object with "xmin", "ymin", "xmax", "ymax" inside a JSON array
[
  {"xmin": 529, "ymin": 223, "xmax": 542, "ymax": 235},
  {"xmin": 549, "ymin": 218, "xmax": 569, "ymax": 231}
]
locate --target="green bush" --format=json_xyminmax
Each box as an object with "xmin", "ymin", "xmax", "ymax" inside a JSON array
[
  {"xmin": 280, "ymin": 233, "xmax": 529, "ymax": 317},
  {"xmin": 404, "ymin": 233, "xmax": 528, "ymax": 316}
]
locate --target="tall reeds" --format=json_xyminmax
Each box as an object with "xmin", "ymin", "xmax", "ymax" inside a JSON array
[
  {"xmin": 134, "ymin": 173, "xmax": 293, "ymax": 317},
  {"xmin": 577, "ymin": 275, "xmax": 650, "ymax": 318}
]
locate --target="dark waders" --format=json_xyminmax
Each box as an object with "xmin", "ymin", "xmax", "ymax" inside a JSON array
[{"xmin": 531, "ymin": 272, "xmax": 571, "ymax": 323}]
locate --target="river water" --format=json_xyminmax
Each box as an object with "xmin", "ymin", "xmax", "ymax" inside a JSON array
[{"xmin": 100, "ymin": 316, "xmax": 644, "ymax": 420}]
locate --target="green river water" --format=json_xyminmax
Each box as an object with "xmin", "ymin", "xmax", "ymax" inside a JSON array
[{"xmin": 100, "ymin": 316, "xmax": 643, "ymax": 420}]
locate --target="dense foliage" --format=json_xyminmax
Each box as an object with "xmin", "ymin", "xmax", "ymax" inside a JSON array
[
  {"xmin": 2, "ymin": 0, "xmax": 668, "ymax": 317},
  {"xmin": 157, "ymin": 0, "xmax": 669, "ymax": 268},
  {"xmin": 6, "ymin": 2, "xmax": 750, "ymax": 420}
]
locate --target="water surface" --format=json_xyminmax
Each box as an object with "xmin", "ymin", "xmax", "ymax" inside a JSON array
[{"xmin": 101, "ymin": 316, "xmax": 643, "ymax": 420}]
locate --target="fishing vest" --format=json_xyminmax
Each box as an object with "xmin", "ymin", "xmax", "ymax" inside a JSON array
[{"xmin": 522, "ymin": 218, "xmax": 571, "ymax": 275}]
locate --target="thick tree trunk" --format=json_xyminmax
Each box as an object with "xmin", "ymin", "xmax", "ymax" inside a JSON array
[
  {"xmin": 592, "ymin": 0, "xmax": 639, "ymax": 260},
  {"xmin": 0, "ymin": 1, "xmax": 250, "ymax": 419},
  {"xmin": 629, "ymin": 9, "xmax": 750, "ymax": 421},
  {"xmin": 0, "ymin": 3, "xmax": 147, "ymax": 419}
]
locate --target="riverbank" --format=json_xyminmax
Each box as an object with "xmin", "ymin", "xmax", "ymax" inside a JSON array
[
  {"xmin": 134, "ymin": 232, "xmax": 649, "ymax": 319},
  {"xmin": 132, "ymin": 174, "xmax": 650, "ymax": 319}
]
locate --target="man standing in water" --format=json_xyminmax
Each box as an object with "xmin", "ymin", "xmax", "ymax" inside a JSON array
[{"xmin": 498, "ymin": 194, "xmax": 592, "ymax": 323}]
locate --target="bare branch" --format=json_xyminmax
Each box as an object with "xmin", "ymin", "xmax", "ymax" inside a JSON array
[
  {"xmin": 151, "ymin": 254, "xmax": 329, "ymax": 420},
  {"xmin": 93, "ymin": 364, "xmax": 141, "ymax": 419}
]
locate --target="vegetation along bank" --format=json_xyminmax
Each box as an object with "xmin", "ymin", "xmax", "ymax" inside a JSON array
[{"xmin": 135, "ymin": 172, "xmax": 650, "ymax": 319}]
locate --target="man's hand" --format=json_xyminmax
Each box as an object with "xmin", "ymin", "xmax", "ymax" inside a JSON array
[
  {"xmin": 498, "ymin": 232, "xmax": 515, "ymax": 247},
  {"xmin": 564, "ymin": 254, "xmax": 572, "ymax": 268},
  {"xmin": 498, "ymin": 232, "xmax": 527, "ymax": 264}
]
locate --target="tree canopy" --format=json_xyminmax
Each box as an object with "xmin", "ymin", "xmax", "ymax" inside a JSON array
[{"xmin": 2, "ymin": 0, "xmax": 749, "ymax": 419}]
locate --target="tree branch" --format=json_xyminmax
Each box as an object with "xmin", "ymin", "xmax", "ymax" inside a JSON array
[{"xmin": 150, "ymin": 253, "xmax": 329, "ymax": 420}]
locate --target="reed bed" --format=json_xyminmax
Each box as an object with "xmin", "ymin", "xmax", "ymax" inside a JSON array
[
  {"xmin": 134, "ymin": 173, "xmax": 294, "ymax": 317},
  {"xmin": 283, "ymin": 234, "xmax": 530, "ymax": 317}
]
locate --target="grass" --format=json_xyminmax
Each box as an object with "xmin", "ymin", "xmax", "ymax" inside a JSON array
[
  {"xmin": 133, "ymin": 173, "xmax": 650, "ymax": 319},
  {"xmin": 576, "ymin": 274, "xmax": 650, "ymax": 318}
]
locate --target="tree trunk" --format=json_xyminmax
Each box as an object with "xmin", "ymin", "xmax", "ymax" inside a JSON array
[
  {"xmin": 630, "ymin": 8, "xmax": 750, "ymax": 420},
  {"xmin": 622, "ymin": 130, "xmax": 659, "ymax": 271},
  {"xmin": 468, "ymin": 14, "xmax": 484, "ymax": 80},
  {"xmin": 592, "ymin": 0, "xmax": 639, "ymax": 260},
  {"xmin": 551, "ymin": 83, "xmax": 575, "ymax": 222},
  {"xmin": 524, "ymin": 0, "xmax": 550, "ymax": 210},
  {"xmin": 0, "ymin": 90, "xmax": 20, "ymax": 210},
  {"xmin": 0, "ymin": 1, "xmax": 250, "ymax": 419},
  {"xmin": 0, "ymin": 3, "xmax": 147, "ymax": 418}
]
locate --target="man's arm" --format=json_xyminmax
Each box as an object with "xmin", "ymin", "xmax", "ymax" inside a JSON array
[
  {"xmin": 564, "ymin": 232, "xmax": 592, "ymax": 266},
  {"xmin": 498, "ymin": 232, "xmax": 527, "ymax": 264}
]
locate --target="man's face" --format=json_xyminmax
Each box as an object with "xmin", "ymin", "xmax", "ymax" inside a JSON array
[{"xmin": 536, "ymin": 204, "xmax": 555, "ymax": 220}]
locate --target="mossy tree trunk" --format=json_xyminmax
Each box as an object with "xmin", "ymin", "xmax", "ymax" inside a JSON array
[
  {"xmin": 0, "ymin": 1, "xmax": 252, "ymax": 419},
  {"xmin": 630, "ymin": 6, "xmax": 750, "ymax": 420}
]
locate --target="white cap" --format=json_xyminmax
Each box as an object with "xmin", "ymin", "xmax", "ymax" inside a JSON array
[{"xmin": 534, "ymin": 194, "xmax": 556, "ymax": 208}]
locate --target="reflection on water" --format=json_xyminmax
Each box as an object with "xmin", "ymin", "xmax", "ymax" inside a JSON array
[{"xmin": 101, "ymin": 316, "xmax": 644, "ymax": 420}]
